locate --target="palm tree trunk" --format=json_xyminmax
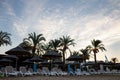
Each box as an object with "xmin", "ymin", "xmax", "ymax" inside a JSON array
[
  {"xmin": 32, "ymin": 46, "xmax": 36, "ymax": 56},
  {"xmin": 62, "ymin": 47, "xmax": 66, "ymax": 65},
  {"xmin": 84, "ymin": 59, "xmax": 86, "ymax": 64},
  {"xmin": 94, "ymin": 52, "xmax": 97, "ymax": 64},
  {"xmin": 62, "ymin": 51, "xmax": 65, "ymax": 64},
  {"xmin": 62, "ymin": 50, "xmax": 66, "ymax": 71},
  {"xmin": 93, "ymin": 49, "xmax": 97, "ymax": 64},
  {"xmin": 94, "ymin": 52, "xmax": 97, "ymax": 71},
  {"xmin": 84, "ymin": 59, "xmax": 87, "ymax": 71}
]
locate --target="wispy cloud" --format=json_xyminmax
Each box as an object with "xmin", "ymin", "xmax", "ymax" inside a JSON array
[
  {"xmin": 15, "ymin": 0, "xmax": 120, "ymax": 46},
  {"xmin": 1, "ymin": 1, "xmax": 16, "ymax": 16},
  {"xmin": 0, "ymin": 0, "xmax": 120, "ymax": 60}
]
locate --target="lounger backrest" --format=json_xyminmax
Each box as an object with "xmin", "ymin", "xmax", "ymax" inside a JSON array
[
  {"xmin": 37, "ymin": 68, "xmax": 42, "ymax": 72},
  {"xmin": 5, "ymin": 66, "xmax": 13, "ymax": 73},
  {"xmin": 42, "ymin": 67, "xmax": 49, "ymax": 72},
  {"xmin": 20, "ymin": 66, "xmax": 27, "ymax": 73},
  {"xmin": 28, "ymin": 68, "xmax": 33, "ymax": 73},
  {"xmin": 1, "ymin": 68, "xmax": 5, "ymax": 73}
]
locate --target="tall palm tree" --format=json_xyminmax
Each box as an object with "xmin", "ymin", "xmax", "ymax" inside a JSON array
[
  {"xmin": 59, "ymin": 35, "xmax": 75, "ymax": 64},
  {"xmin": 87, "ymin": 39, "xmax": 106, "ymax": 65},
  {"xmin": 80, "ymin": 48, "xmax": 90, "ymax": 64},
  {"xmin": 111, "ymin": 57, "xmax": 118, "ymax": 64},
  {"xmin": 25, "ymin": 32, "xmax": 46, "ymax": 56},
  {"xmin": 0, "ymin": 31, "xmax": 11, "ymax": 46}
]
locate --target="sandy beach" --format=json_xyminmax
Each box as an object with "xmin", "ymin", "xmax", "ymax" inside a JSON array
[{"xmin": 0, "ymin": 75, "xmax": 120, "ymax": 80}]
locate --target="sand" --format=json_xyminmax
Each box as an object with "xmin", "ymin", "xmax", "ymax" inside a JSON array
[{"xmin": 0, "ymin": 75, "xmax": 120, "ymax": 80}]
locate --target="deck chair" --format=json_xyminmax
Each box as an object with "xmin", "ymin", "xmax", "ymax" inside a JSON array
[
  {"xmin": 37, "ymin": 68, "xmax": 44, "ymax": 75},
  {"xmin": 5, "ymin": 66, "xmax": 18, "ymax": 77},
  {"xmin": 75, "ymin": 69, "xmax": 84, "ymax": 75},
  {"xmin": 56, "ymin": 69, "xmax": 68, "ymax": 76},
  {"xmin": 88, "ymin": 69, "xmax": 98, "ymax": 74},
  {"xmin": 0, "ymin": 68, "xmax": 5, "ymax": 77},
  {"xmin": 51, "ymin": 67, "xmax": 59, "ymax": 76},
  {"xmin": 19, "ymin": 66, "xmax": 32, "ymax": 76},
  {"xmin": 28, "ymin": 68, "xmax": 37, "ymax": 75},
  {"xmin": 42, "ymin": 67, "xmax": 51, "ymax": 76}
]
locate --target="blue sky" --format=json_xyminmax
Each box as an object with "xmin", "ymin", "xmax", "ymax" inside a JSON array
[{"xmin": 0, "ymin": 0, "xmax": 120, "ymax": 61}]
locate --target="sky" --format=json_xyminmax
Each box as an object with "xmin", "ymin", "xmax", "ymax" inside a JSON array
[{"xmin": 0, "ymin": 0, "xmax": 120, "ymax": 62}]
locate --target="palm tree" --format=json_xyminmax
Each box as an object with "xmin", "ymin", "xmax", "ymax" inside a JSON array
[
  {"xmin": 41, "ymin": 43, "xmax": 51, "ymax": 53},
  {"xmin": 24, "ymin": 32, "xmax": 46, "ymax": 56},
  {"xmin": 0, "ymin": 31, "xmax": 11, "ymax": 46},
  {"xmin": 80, "ymin": 48, "xmax": 90, "ymax": 64},
  {"xmin": 87, "ymin": 39, "xmax": 106, "ymax": 65},
  {"xmin": 111, "ymin": 57, "xmax": 118, "ymax": 64},
  {"xmin": 48, "ymin": 39, "xmax": 61, "ymax": 52},
  {"xmin": 19, "ymin": 39, "xmax": 32, "ymax": 51},
  {"xmin": 72, "ymin": 51, "xmax": 80, "ymax": 55},
  {"xmin": 59, "ymin": 35, "xmax": 75, "ymax": 64}
]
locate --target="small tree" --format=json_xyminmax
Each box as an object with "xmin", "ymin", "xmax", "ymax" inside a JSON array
[
  {"xmin": 87, "ymin": 39, "xmax": 106, "ymax": 64},
  {"xmin": 111, "ymin": 57, "xmax": 119, "ymax": 64},
  {"xmin": 80, "ymin": 48, "xmax": 90, "ymax": 64}
]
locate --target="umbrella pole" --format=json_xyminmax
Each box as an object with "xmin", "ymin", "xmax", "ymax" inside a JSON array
[
  {"xmin": 16, "ymin": 59, "xmax": 17, "ymax": 69},
  {"xmin": 74, "ymin": 65, "xmax": 76, "ymax": 72},
  {"xmin": 49, "ymin": 58, "xmax": 52, "ymax": 76},
  {"xmin": 80, "ymin": 63, "xmax": 81, "ymax": 71},
  {"xmin": 9, "ymin": 62, "xmax": 10, "ymax": 66},
  {"xmin": 50, "ymin": 58, "xmax": 52, "ymax": 71}
]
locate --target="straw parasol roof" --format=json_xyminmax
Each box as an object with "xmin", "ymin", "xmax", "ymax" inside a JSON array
[
  {"xmin": 30, "ymin": 55, "xmax": 43, "ymax": 62},
  {"xmin": 42, "ymin": 50, "xmax": 62, "ymax": 70},
  {"xmin": 23, "ymin": 59, "xmax": 33, "ymax": 64},
  {"xmin": 66, "ymin": 54, "xmax": 83, "ymax": 62},
  {"xmin": 5, "ymin": 46, "xmax": 31, "ymax": 56},
  {"xmin": 0, "ymin": 58, "xmax": 13, "ymax": 65},
  {"xmin": 0, "ymin": 54, "xmax": 6, "ymax": 58},
  {"xmin": 53, "ymin": 59, "xmax": 63, "ymax": 64},
  {"xmin": 0, "ymin": 58, "xmax": 13, "ymax": 62},
  {"xmin": 3, "ymin": 55, "xmax": 18, "ymax": 60},
  {"xmin": 42, "ymin": 50, "xmax": 62, "ymax": 59}
]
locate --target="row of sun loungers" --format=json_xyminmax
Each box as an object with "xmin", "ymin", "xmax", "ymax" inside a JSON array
[
  {"xmin": 0, "ymin": 66, "xmax": 120, "ymax": 77},
  {"xmin": 0, "ymin": 66, "xmax": 68, "ymax": 77}
]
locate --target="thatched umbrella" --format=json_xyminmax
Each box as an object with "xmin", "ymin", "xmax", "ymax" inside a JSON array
[
  {"xmin": 66, "ymin": 54, "xmax": 83, "ymax": 72},
  {"xmin": 0, "ymin": 54, "xmax": 6, "ymax": 58},
  {"xmin": 30, "ymin": 55, "xmax": 43, "ymax": 72},
  {"xmin": 52, "ymin": 59, "xmax": 63, "ymax": 68},
  {"xmin": 66, "ymin": 54, "xmax": 83, "ymax": 62},
  {"xmin": 3, "ymin": 55, "xmax": 18, "ymax": 59},
  {"xmin": 23, "ymin": 59, "xmax": 33, "ymax": 64},
  {"xmin": 5, "ymin": 46, "xmax": 31, "ymax": 57},
  {"xmin": 5, "ymin": 46, "xmax": 31, "ymax": 69},
  {"xmin": 22, "ymin": 59, "xmax": 33, "ymax": 69},
  {"xmin": 0, "ymin": 58, "xmax": 13, "ymax": 66},
  {"xmin": 43, "ymin": 51, "xmax": 62, "ymax": 59},
  {"xmin": 42, "ymin": 51, "xmax": 62, "ymax": 70},
  {"xmin": 3, "ymin": 55, "xmax": 18, "ymax": 68},
  {"xmin": 41, "ymin": 60, "xmax": 50, "ymax": 67},
  {"xmin": 53, "ymin": 59, "xmax": 63, "ymax": 64},
  {"xmin": 30, "ymin": 55, "xmax": 42, "ymax": 62}
]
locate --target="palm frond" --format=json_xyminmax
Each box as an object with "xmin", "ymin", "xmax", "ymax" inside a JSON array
[{"xmin": 0, "ymin": 31, "xmax": 11, "ymax": 46}]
